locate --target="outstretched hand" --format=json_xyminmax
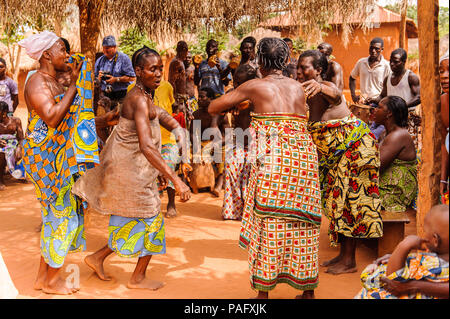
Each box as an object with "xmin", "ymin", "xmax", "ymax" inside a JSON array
[{"xmin": 301, "ymin": 80, "xmax": 322, "ymax": 98}]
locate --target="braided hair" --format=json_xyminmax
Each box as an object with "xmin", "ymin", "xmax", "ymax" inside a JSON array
[
  {"xmin": 131, "ymin": 46, "xmax": 160, "ymax": 69},
  {"xmin": 256, "ymin": 37, "xmax": 290, "ymax": 72}
]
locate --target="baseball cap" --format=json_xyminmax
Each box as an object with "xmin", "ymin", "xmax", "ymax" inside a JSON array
[{"xmin": 102, "ymin": 35, "xmax": 116, "ymax": 47}]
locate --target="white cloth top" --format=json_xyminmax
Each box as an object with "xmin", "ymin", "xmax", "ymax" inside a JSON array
[
  {"xmin": 350, "ymin": 56, "xmax": 391, "ymax": 99},
  {"xmin": 387, "ymin": 69, "xmax": 415, "ymax": 105}
]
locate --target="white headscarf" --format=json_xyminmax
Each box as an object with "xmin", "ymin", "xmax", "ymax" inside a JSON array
[{"xmin": 18, "ymin": 31, "xmax": 60, "ymax": 61}]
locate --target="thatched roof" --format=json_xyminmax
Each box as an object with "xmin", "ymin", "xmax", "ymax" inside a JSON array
[
  {"xmin": 261, "ymin": 4, "xmax": 418, "ymax": 39},
  {"xmin": 1, "ymin": 0, "xmax": 378, "ymax": 44}
]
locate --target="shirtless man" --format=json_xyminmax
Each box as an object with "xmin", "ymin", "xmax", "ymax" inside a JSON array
[
  {"xmin": 184, "ymin": 52, "xmax": 196, "ymax": 99},
  {"xmin": 317, "ymin": 42, "xmax": 344, "ymax": 91},
  {"xmin": 0, "ymin": 101, "xmax": 24, "ymax": 190},
  {"xmin": 298, "ymin": 50, "xmax": 382, "ymax": 275},
  {"xmin": 169, "ymin": 41, "xmax": 189, "ymax": 107},
  {"xmin": 232, "ymin": 36, "xmax": 261, "ymax": 78},
  {"xmin": 191, "ymin": 87, "xmax": 226, "ymax": 196},
  {"xmin": 209, "ymin": 37, "xmax": 322, "ymax": 299}
]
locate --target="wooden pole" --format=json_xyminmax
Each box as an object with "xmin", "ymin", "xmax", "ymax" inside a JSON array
[
  {"xmin": 78, "ymin": 0, "xmax": 106, "ymax": 63},
  {"xmin": 416, "ymin": 0, "xmax": 441, "ymax": 236},
  {"xmin": 399, "ymin": 0, "xmax": 408, "ymax": 49}
]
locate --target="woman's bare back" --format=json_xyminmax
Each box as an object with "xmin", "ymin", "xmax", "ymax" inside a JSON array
[{"xmin": 244, "ymin": 76, "xmax": 307, "ymax": 115}]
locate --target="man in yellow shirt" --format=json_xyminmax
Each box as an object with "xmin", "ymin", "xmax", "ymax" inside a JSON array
[{"xmin": 154, "ymin": 80, "xmax": 183, "ymax": 218}]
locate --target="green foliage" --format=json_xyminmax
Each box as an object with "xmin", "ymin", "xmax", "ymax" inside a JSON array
[
  {"xmin": 232, "ymin": 18, "xmax": 256, "ymax": 40},
  {"xmin": 291, "ymin": 38, "xmax": 308, "ymax": 54},
  {"xmin": 118, "ymin": 27, "xmax": 158, "ymax": 58},
  {"xmin": 383, "ymin": 4, "xmax": 448, "ymax": 38},
  {"xmin": 0, "ymin": 24, "xmax": 25, "ymax": 47},
  {"xmin": 384, "ymin": 4, "xmax": 417, "ymax": 24},
  {"xmin": 187, "ymin": 27, "xmax": 230, "ymax": 59},
  {"xmin": 439, "ymin": 6, "xmax": 449, "ymax": 38}
]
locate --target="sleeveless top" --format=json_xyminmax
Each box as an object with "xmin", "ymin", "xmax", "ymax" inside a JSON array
[
  {"xmin": 72, "ymin": 116, "xmax": 162, "ymax": 218},
  {"xmin": 387, "ymin": 70, "xmax": 414, "ymax": 105}
]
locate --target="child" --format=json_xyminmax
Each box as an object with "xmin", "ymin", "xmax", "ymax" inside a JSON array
[{"xmin": 355, "ymin": 204, "xmax": 449, "ymax": 299}]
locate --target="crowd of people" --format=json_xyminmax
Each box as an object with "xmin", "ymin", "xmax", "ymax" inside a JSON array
[{"xmin": 0, "ymin": 29, "xmax": 448, "ymax": 300}]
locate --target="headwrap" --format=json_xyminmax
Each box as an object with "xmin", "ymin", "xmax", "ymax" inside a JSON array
[
  {"xmin": 18, "ymin": 31, "xmax": 60, "ymax": 61},
  {"xmin": 440, "ymin": 49, "xmax": 449, "ymax": 64}
]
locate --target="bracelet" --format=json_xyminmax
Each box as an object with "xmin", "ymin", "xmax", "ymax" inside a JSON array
[{"xmin": 441, "ymin": 180, "xmax": 449, "ymax": 184}]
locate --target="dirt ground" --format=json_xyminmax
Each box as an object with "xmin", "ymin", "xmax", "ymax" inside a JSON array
[{"xmin": 0, "ymin": 105, "xmax": 418, "ymax": 299}]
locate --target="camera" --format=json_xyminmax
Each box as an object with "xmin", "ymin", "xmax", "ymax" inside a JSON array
[
  {"xmin": 105, "ymin": 84, "xmax": 113, "ymax": 94},
  {"xmin": 101, "ymin": 71, "xmax": 112, "ymax": 81}
]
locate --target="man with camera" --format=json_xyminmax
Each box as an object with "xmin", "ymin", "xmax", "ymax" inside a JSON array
[{"xmin": 95, "ymin": 35, "xmax": 136, "ymax": 108}]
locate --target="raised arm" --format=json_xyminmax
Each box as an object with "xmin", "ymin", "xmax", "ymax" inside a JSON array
[
  {"xmin": 208, "ymin": 81, "xmax": 250, "ymax": 115},
  {"xmin": 302, "ymin": 79, "xmax": 341, "ymax": 105},
  {"xmin": 25, "ymin": 61, "xmax": 82, "ymax": 128}
]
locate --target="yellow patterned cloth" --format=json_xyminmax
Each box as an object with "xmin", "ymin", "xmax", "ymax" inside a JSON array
[
  {"xmin": 308, "ymin": 114, "xmax": 382, "ymax": 246},
  {"xmin": 356, "ymin": 251, "xmax": 449, "ymax": 299},
  {"xmin": 107, "ymin": 213, "xmax": 166, "ymax": 258}
]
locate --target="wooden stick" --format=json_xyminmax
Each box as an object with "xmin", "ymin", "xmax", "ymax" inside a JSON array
[{"xmin": 416, "ymin": 0, "xmax": 442, "ymax": 236}]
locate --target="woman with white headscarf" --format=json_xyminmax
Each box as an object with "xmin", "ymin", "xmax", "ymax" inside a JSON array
[{"xmin": 439, "ymin": 50, "xmax": 449, "ymax": 204}]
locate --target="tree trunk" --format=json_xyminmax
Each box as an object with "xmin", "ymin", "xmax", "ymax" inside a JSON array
[
  {"xmin": 399, "ymin": 0, "xmax": 407, "ymax": 49},
  {"xmin": 78, "ymin": 0, "xmax": 106, "ymax": 63},
  {"xmin": 12, "ymin": 46, "xmax": 21, "ymax": 82},
  {"xmin": 416, "ymin": 0, "xmax": 441, "ymax": 237}
]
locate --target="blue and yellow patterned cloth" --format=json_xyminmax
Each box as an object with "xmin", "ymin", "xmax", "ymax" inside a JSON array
[
  {"xmin": 23, "ymin": 53, "xmax": 99, "ymax": 205},
  {"xmin": 23, "ymin": 53, "xmax": 99, "ymax": 267},
  {"xmin": 108, "ymin": 213, "xmax": 166, "ymax": 258},
  {"xmin": 355, "ymin": 251, "xmax": 449, "ymax": 299}
]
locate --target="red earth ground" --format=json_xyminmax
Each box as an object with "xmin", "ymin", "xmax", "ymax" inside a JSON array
[{"xmin": 0, "ymin": 105, "xmax": 417, "ymax": 299}]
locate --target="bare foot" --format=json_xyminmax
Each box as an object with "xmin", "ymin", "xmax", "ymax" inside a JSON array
[
  {"xmin": 35, "ymin": 222, "xmax": 42, "ymax": 233},
  {"xmin": 211, "ymin": 188, "xmax": 220, "ymax": 197},
  {"xmin": 33, "ymin": 275, "xmax": 46, "ymax": 290},
  {"xmin": 325, "ymin": 262, "xmax": 357, "ymax": 275},
  {"xmin": 299, "ymin": 290, "xmax": 315, "ymax": 299},
  {"xmin": 127, "ymin": 277, "xmax": 164, "ymax": 290},
  {"xmin": 85, "ymin": 254, "xmax": 112, "ymax": 281},
  {"xmin": 251, "ymin": 291, "xmax": 268, "ymax": 299},
  {"xmin": 42, "ymin": 277, "xmax": 75, "ymax": 295},
  {"xmin": 320, "ymin": 255, "xmax": 342, "ymax": 267},
  {"xmin": 165, "ymin": 206, "xmax": 177, "ymax": 218},
  {"xmin": 0, "ymin": 183, "xmax": 5, "ymax": 191}
]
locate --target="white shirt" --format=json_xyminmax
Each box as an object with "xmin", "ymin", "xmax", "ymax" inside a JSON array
[
  {"xmin": 350, "ymin": 56, "xmax": 391, "ymax": 99},
  {"xmin": 386, "ymin": 69, "xmax": 415, "ymax": 105}
]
